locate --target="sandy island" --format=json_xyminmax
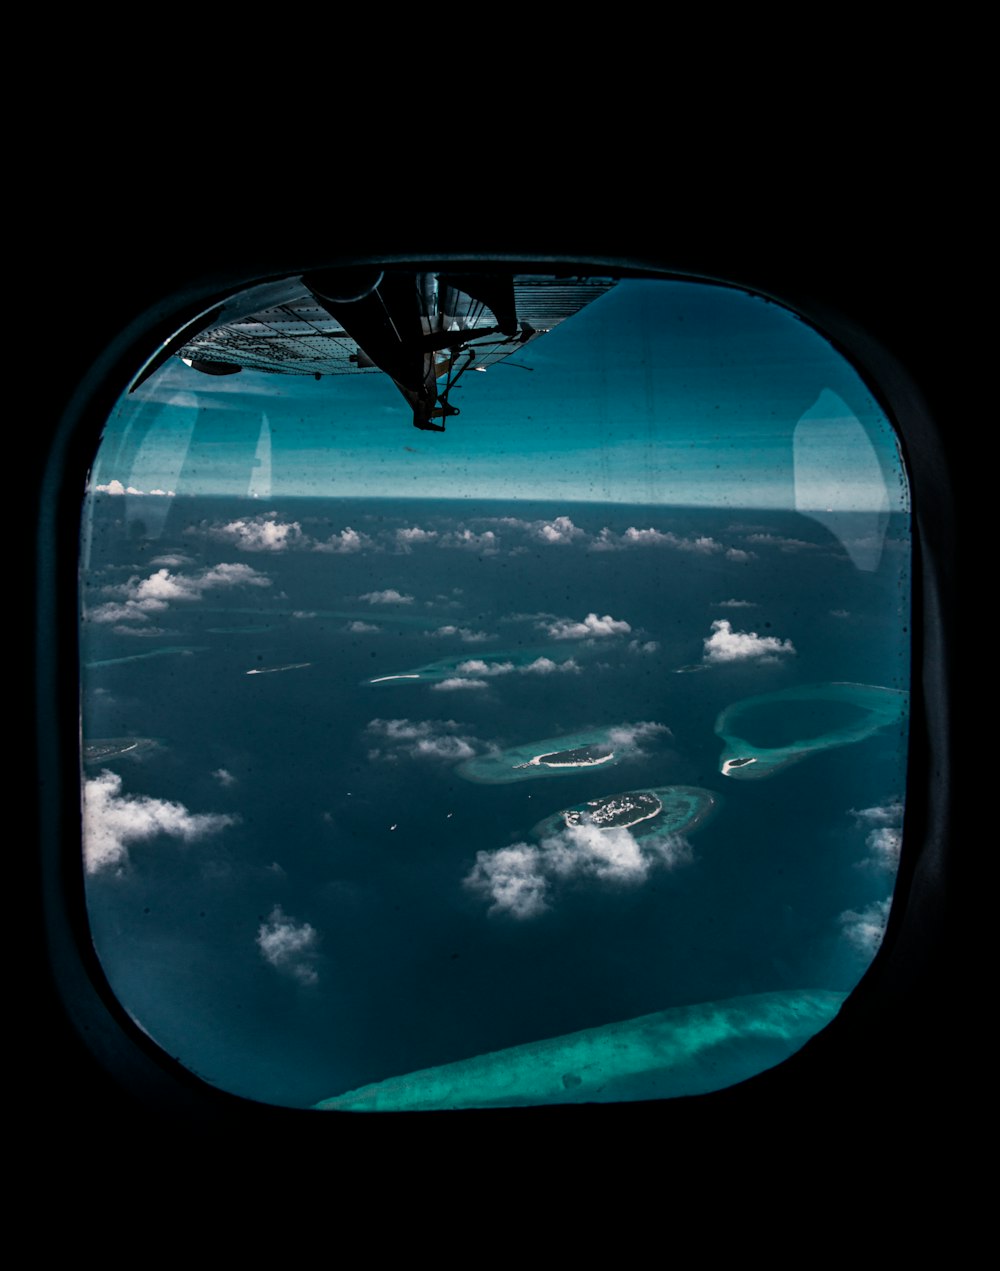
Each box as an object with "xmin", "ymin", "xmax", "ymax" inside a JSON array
[
  {"xmin": 247, "ymin": 662, "xmax": 311, "ymax": 675},
  {"xmin": 515, "ymin": 747, "xmax": 615, "ymax": 771}
]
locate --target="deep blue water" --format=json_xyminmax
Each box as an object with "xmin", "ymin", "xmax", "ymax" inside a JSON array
[{"xmin": 81, "ymin": 495, "xmax": 910, "ymax": 1106}]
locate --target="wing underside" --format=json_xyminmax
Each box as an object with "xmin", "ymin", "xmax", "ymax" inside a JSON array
[{"xmin": 175, "ymin": 272, "xmax": 617, "ymax": 430}]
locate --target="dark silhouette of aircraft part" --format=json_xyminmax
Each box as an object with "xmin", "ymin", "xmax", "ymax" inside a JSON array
[{"xmin": 176, "ymin": 271, "xmax": 616, "ymax": 431}]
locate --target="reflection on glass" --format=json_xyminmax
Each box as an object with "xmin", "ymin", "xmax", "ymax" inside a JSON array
[{"xmin": 80, "ymin": 275, "xmax": 909, "ymax": 1109}]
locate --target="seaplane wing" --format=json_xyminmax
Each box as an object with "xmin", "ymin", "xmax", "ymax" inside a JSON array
[{"xmin": 170, "ymin": 271, "xmax": 617, "ymax": 431}]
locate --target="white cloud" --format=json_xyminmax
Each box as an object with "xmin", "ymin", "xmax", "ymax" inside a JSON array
[
  {"xmin": 395, "ymin": 526, "xmax": 438, "ymax": 550},
  {"xmin": 838, "ymin": 898, "xmax": 891, "ymax": 958},
  {"xmin": 432, "ymin": 677, "xmax": 489, "ymax": 692},
  {"xmin": 465, "ymin": 819, "xmax": 691, "ymax": 920},
  {"xmin": 702, "ymin": 619, "xmax": 796, "ymax": 664},
  {"xmin": 532, "ymin": 516, "xmax": 585, "ymax": 545},
  {"xmin": 591, "ymin": 527, "xmax": 723, "ymax": 554},
  {"xmin": 521, "ymin": 657, "xmax": 580, "ymax": 675},
  {"xmin": 465, "ymin": 845, "xmax": 551, "ymax": 918},
  {"xmin": 365, "ymin": 718, "xmax": 484, "ymax": 762},
  {"xmin": 92, "ymin": 480, "xmax": 174, "ymax": 497},
  {"xmin": 477, "ymin": 514, "xmax": 585, "ymax": 546},
  {"xmin": 88, "ymin": 562, "xmax": 272, "ymax": 625},
  {"xmin": 851, "ymin": 802, "xmax": 904, "ymax": 870},
  {"xmin": 725, "ymin": 548, "xmax": 755, "ymax": 562},
  {"xmin": 447, "ymin": 657, "xmax": 581, "ymax": 681},
  {"xmin": 439, "ymin": 529, "xmax": 500, "ymax": 554},
  {"xmin": 429, "ymin": 625, "xmax": 493, "ymax": 643},
  {"xmin": 544, "ymin": 612, "xmax": 632, "ymax": 641},
  {"xmin": 628, "ymin": 640, "xmax": 660, "ymax": 655},
  {"xmin": 852, "ymin": 803, "xmax": 904, "ymax": 826},
  {"xmin": 256, "ymin": 905, "xmax": 320, "ymax": 985},
  {"xmin": 314, "ymin": 527, "xmax": 369, "ymax": 554},
  {"xmin": 359, "ymin": 589, "xmax": 414, "ymax": 605},
  {"xmin": 717, "ymin": 599, "xmax": 757, "ymax": 609},
  {"xmin": 456, "ymin": 659, "xmax": 514, "ymax": 676},
  {"xmin": 212, "ymin": 768, "xmax": 236, "ymax": 788},
  {"xmin": 83, "ymin": 770, "xmax": 237, "ymax": 874},
  {"xmin": 606, "ymin": 721, "xmax": 671, "ymax": 752},
  {"xmin": 193, "ymin": 515, "xmax": 369, "ymax": 555},
  {"xmin": 345, "ymin": 620, "xmax": 380, "ymax": 633},
  {"xmin": 204, "ymin": 516, "xmax": 306, "ymax": 552}
]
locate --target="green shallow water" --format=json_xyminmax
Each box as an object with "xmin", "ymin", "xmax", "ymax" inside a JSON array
[
  {"xmin": 716, "ymin": 681, "xmax": 908, "ymax": 780},
  {"xmin": 458, "ymin": 727, "xmax": 628, "ymax": 784},
  {"xmin": 315, "ymin": 989, "xmax": 847, "ymax": 1111}
]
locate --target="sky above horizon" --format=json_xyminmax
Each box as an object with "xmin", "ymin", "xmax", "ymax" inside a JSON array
[{"xmin": 91, "ymin": 279, "xmax": 907, "ymax": 511}]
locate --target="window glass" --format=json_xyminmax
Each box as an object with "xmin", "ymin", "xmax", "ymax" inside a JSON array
[{"xmin": 80, "ymin": 274, "xmax": 909, "ymax": 1109}]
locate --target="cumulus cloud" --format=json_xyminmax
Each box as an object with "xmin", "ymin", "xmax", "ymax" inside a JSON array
[
  {"xmin": 465, "ymin": 820, "xmax": 692, "ymax": 920},
  {"xmin": 453, "ymin": 657, "xmax": 580, "ymax": 678},
  {"xmin": 314, "ymin": 527, "xmax": 369, "ymax": 554},
  {"xmin": 439, "ymin": 529, "xmax": 500, "ymax": 554},
  {"xmin": 521, "ymin": 657, "xmax": 580, "ymax": 675},
  {"xmin": 717, "ymin": 598, "xmax": 757, "ymax": 609},
  {"xmin": 83, "ymin": 770, "xmax": 238, "ymax": 874},
  {"xmin": 202, "ymin": 515, "xmax": 306, "ymax": 552},
  {"xmin": 478, "ymin": 514, "xmax": 586, "ymax": 546},
  {"xmin": 428, "ymin": 625, "xmax": 493, "ymax": 643},
  {"xmin": 838, "ymin": 898, "xmax": 891, "ymax": 958},
  {"xmin": 395, "ymin": 526, "xmax": 438, "ymax": 550},
  {"xmin": 464, "ymin": 845, "xmax": 550, "ymax": 918},
  {"xmin": 606, "ymin": 721, "xmax": 671, "ymax": 752},
  {"xmin": 193, "ymin": 515, "xmax": 369, "ymax": 555},
  {"xmin": 702, "ymin": 619, "xmax": 796, "ymax": 665},
  {"xmin": 591, "ymin": 527, "xmax": 723, "ymax": 554},
  {"xmin": 92, "ymin": 479, "xmax": 174, "ymax": 497},
  {"xmin": 256, "ymin": 905, "xmax": 320, "ymax": 985},
  {"xmin": 365, "ymin": 718, "xmax": 484, "ymax": 762},
  {"xmin": 212, "ymin": 768, "xmax": 237, "ymax": 788},
  {"xmin": 359, "ymin": 589, "xmax": 414, "ymax": 605},
  {"xmin": 433, "ymin": 677, "xmax": 489, "ymax": 692},
  {"xmin": 345, "ymin": 620, "xmax": 380, "ymax": 633},
  {"xmin": 532, "ymin": 516, "xmax": 586, "ymax": 545},
  {"xmin": 725, "ymin": 548, "xmax": 755, "ymax": 562},
  {"xmin": 544, "ymin": 613, "xmax": 632, "ymax": 641},
  {"xmin": 628, "ymin": 639, "xmax": 660, "ymax": 655},
  {"xmin": 88, "ymin": 562, "xmax": 272, "ymax": 625},
  {"xmin": 851, "ymin": 802, "xmax": 904, "ymax": 870}
]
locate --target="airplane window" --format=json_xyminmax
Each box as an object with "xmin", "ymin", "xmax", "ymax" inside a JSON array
[{"xmin": 79, "ymin": 272, "xmax": 910, "ymax": 1110}]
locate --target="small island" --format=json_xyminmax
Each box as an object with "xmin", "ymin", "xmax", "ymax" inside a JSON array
[
  {"xmin": 564, "ymin": 790, "xmax": 662, "ymax": 829},
  {"xmin": 459, "ymin": 728, "xmax": 634, "ymax": 784},
  {"xmin": 246, "ymin": 662, "xmax": 311, "ymax": 676},
  {"xmin": 83, "ymin": 737, "xmax": 157, "ymax": 764},
  {"xmin": 722, "ymin": 756, "xmax": 757, "ymax": 774},
  {"xmin": 533, "ymin": 786, "xmax": 717, "ymax": 843},
  {"xmin": 515, "ymin": 744, "xmax": 615, "ymax": 771}
]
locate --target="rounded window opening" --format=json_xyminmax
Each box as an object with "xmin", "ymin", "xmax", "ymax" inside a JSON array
[{"xmin": 80, "ymin": 270, "xmax": 910, "ymax": 1110}]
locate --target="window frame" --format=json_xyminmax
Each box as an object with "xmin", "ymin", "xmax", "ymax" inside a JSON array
[{"xmin": 34, "ymin": 244, "xmax": 956, "ymax": 1143}]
